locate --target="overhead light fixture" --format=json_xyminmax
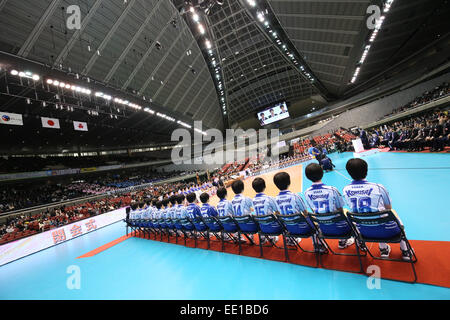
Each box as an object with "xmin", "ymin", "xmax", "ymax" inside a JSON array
[
  {"xmin": 198, "ymin": 24, "xmax": 205, "ymax": 34},
  {"xmin": 257, "ymin": 12, "xmax": 264, "ymax": 22}
]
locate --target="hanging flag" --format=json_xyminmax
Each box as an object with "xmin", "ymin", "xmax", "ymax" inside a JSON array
[
  {"xmin": 73, "ymin": 121, "xmax": 88, "ymax": 131},
  {"xmin": 0, "ymin": 112, "xmax": 23, "ymax": 126},
  {"xmin": 41, "ymin": 117, "xmax": 60, "ymax": 129}
]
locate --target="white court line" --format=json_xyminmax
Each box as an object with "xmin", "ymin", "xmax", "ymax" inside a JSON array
[{"xmin": 333, "ymin": 169, "xmax": 352, "ymax": 181}]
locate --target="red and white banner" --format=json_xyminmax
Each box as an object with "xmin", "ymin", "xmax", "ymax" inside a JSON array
[
  {"xmin": 73, "ymin": 121, "xmax": 88, "ymax": 131},
  {"xmin": 0, "ymin": 207, "xmax": 126, "ymax": 266},
  {"xmin": 0, "ymin": 112, "xmax": 23, "ymax": 126},
  {"xmin": 41, "ymin": 117, "xmax": 60, "ymax": 129}
]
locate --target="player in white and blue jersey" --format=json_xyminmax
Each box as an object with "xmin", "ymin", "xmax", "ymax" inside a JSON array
[
  {"xmin": 174, "ymin": 194, "xmax": 187, "ymax": 219},
  {"xmin": 168, "ymin": 195, "xmax": 178, "ymax": 219},
  {"xmin": 251, "ymin": 177, "xmax": 280, "ymax": 244},
  {"xmin": 185, "ymin": 193, "xmax": 202, "ymax": 219},
  {"xmin": 273, "ymin": 172, "xmax": 308, "ymax": 215},
  {"xmin": 230, "ymin": 180, "xmax": 254, "ymax": 241},
  {"xmin": 230, "ymin": 180, "xmax": 254, "ymax": 216},
  {"xmin": 273, "ymin": 172, "xmax": 324, "ymax": 250},
  {"xmin": 304, "ymin": 163, "xmax": 353, "ymax": 249},
  {"xmin": 343, "ymin": 158, "xmax": 414, "ymax": 261},
  {"xmin": 216, "ymin": 187, "xmax": 234, "ymax": 217},
  {"xmin": 200, "ymin": 193, "xmax": 218, "ymax": 217},
  {"xmin": 173, "ymin": 194, "xmax": 188, "ymax": 236},
  {"xmin": 128, "ymin": 203, "xmax": 138, "ymax": 227},
  {"xmin": 251, "ymin": 178, "xmax": 279, "ymax": 216},
  {"xmin": 215, "ymin": 187, "xmax": 234, "ymax": 240},
  {"xmin": 136, "ymin": 202, "xmax": 145, "ymax": 227}
]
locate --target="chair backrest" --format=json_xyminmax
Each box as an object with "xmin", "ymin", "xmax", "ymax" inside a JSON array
[
  {"xmin": 233, "ymin": 215, "xmax": 259, "ymax": 233},
  {"xmin": 179, "ymin": 217, "xmax": 195, "ymax": 230},
  {"xmin": 347, "ymin": 210, "xmax": 402, "ymax": 240},
  {"xmin": 253, "ymin": 214, "xmax": 283, "ymax": 235},
  {"xmin": 217, "ymin": 216, "xmax": 239, "ymax": 233},
  {"xmin": 309, "ymin": 211, "xmax": 352, "ymax": 237},
  {"xmin": 192, "ymin": 216, "xmax": 208, "ymax": 231},
  {"xmin": 278, "ymin": 213, "xmax": 314, "ymax": 237},
  {"xmin": 202, "ymin": 216, "xmax": 223, "ymax": 232}
]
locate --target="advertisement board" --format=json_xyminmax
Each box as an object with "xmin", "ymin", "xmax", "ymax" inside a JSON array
[{"xmin": 0, "ymin": 207, "xmax": 126, "ymax": 266}]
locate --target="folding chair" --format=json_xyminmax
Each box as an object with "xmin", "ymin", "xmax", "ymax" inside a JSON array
[
  {"xmin": 179, "ymin": 217, "xmax": 196, "ymax": 246},
  {"xmin": 163, "ymin": 217, "xmax": 176, "ymax": 242},
  {"xmin": 233, "ymin": 215, "xmax": 258, "ymax": 255},
  {"xmin": 202, "ymin": 216, "xmax": 235, "ymax": 252},
  {"xmin": 191, "ymin": 216, "xmax": 211, "ymax": 249},
  {"xmin": 309, "ymin": 210, "xmax": 365, "ymax": 273},
  {"xmin": 216, "ymin": 215, "xmax": 252, "ymax": 254},
  {"xmin": 253, "ymin": 214, "xmax": 285, "ymax": 258},
  {"xmin": 150, "ymin": 217, "xmax": 160, "ymax": 240},
  {"xmin": 172, "ymin": 217, "xmax": 188, "ymax": 245},
  {"xmin": 347, "ymin": 210, "xmax": 418, "ymax": 283},
  {"xmin": 141, "ymin": 219, "xmax": 152, "ymax": 239},
  {"xmin": 277, "ymin": 213, "xmax": 320, "ymax": 266}
]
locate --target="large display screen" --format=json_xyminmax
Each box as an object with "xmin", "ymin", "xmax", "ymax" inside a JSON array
[{"xmin": 257, "ymin": 102, "xmax": 290, "ymax": 126}]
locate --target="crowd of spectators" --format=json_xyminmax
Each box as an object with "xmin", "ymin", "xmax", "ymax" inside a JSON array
[
  {"xmin": 0, "ymin": 176, "xmax": 219, "ymax": 244},
  {"xmin": 0, "ymin": 195, "xmax": 131, "ymax": 244},
  {"xmin": 0, "ymin": 168, "xmax": 184, "ymax": 214},
  {"xmin": 0, "ymin": 154, "xmax": 169, "ymax": 174},
  {"xmin": 361, "ymin": 110, "xmax": 449, "ymax": 152},
  {"xmin": 380, "ymin": 82, "xmax": 449, "ymax": 120}
]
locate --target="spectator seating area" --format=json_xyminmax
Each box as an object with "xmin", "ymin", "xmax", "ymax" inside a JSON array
[{"xmin": 379, "ymin": 82, "xmax": 449, "ymax": 120}]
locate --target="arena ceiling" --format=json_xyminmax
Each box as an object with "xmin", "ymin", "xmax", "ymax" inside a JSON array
[
  {"xmin": 0, "ymin": 0, "xmax": 224, "ymax": 134},
  {"xmin": 0, "ymin": 0, "xmax": 449, "ymax": 155},
  {"xmin": 173, "ymin": 0, "xmax": 449, "ymax": 124}
]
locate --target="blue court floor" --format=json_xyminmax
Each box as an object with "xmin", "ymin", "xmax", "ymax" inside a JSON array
[{"xmin": 0, "ymin": 152, "xmax": 449, "ymax": 300}]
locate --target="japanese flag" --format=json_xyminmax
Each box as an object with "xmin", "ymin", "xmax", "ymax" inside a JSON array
[
  {"xmin": 41, "ymin": 117, "xmax": 60, "ymax": 129},
  {"xmin": 73, "ymin": 121, "xmax": 88, "ymax": 131}
]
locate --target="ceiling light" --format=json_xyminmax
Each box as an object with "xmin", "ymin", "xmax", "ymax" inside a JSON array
[{"xmin": 198, "ymin": 24, "xmax": 205, "ymax": 34}]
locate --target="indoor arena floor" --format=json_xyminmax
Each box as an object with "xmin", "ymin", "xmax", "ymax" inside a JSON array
[{"xmin": 1, "ymin": 151, "xmax": 449, "ymax": 300}]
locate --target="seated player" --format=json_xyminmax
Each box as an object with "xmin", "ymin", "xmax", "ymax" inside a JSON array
[
  {"xmin": 231, "ymin": 179, "xmax": 254, "ymax": 241},
  {"xmin": 161, "ymin": 197, "xmax": 170, "ymax": 222},
  {"xmin": 153, "ymin": 200, "xmax": 163, "ymax": 233},
  {"xmin": 251, "ymin": 177, "xmax": 280, "ymax": 244},
  {"xmin": 273, "ymin": 172, "xmax": 323, "ymax": 250},
  {"xmin": 129, "ymin": 203, "xmax": 138, "ymax": 227},
  {"xmin": 304, "ymin": 163, "xmax": 354, "ymax": 249},
  {"xmin": 230, "ymin": 179, "xmax": 254, "ymax": 216},
  {"xmin": 199, "ymin": 192, "xmax": 218, "ymax": 217},
  {"xmin": 175, "ymin": 194, "xmax": 187, "ymax": 217},
  {"xmin": 343, "ymin": 158, "xmax": 414, "ymax": 260},
  {"xmin": 216, "ymin": 187, "xmax": 233, "ymax": 217},
  {"xmin": 185, "ymin": 192, "xmax": 202, "ymax": 219},
  {"xmin": 215, "ymin": 187, "xmax": 234, "ymax": 240}
]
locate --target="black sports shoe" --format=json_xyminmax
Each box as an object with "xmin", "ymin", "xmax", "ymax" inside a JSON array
[
  {"xmin": 401, "ymin": 248, "xmax": 414, "ymax": 261},
  {"xmin": 338, "ymin": 238, "xmax": 354, "ymax": 249},
  {"xmin": 380, "ymin": 245, "xmax": 391, "ymax": 258}
]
